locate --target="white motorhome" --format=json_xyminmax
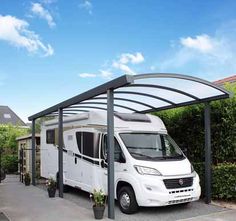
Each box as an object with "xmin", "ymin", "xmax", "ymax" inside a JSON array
[{"xmin": 41, "ymin": 111, "xmax": 201, "ymax": 214}]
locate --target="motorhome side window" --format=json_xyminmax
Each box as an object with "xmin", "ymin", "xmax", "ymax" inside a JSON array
[
  {"xmin": 76, "ymin": 132, "xmax": 99, "ymax": 158},
  {"xmin": 46, "ymin": 129, "xmax": 55, "ymax": 144}
]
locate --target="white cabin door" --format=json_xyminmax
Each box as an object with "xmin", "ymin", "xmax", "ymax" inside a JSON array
[
  {"xmin": 64, "ymin": 133, "xmax": 81, "ymax": 185},
  {"xmin": 100, "ymin": 135, "xmax": 125, "ymax": 195}
]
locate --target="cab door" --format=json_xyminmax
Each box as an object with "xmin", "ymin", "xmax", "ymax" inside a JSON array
[{"xmin": 100, "ymin": 134, "xmax": 126, "ymax": 194}]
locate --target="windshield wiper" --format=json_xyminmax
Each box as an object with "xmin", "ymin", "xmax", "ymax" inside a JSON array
[
  {"xmin": 129, "ymin": 152, "xmax": 154, "ymax": 159},
  {"xmin": 128, "ymin": 147, "xmax": 157, "ymax": 150},
  {"xmin": 161, "ymin": 154, "xmax": 184, "ymax": 159}
]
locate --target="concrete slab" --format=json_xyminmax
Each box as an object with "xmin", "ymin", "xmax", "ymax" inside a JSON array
[
  {"xmin": 179, "ymin": 210, "xmax": 236, "ymax": 221},
  {"xmin": 0, "ymin": 175, "xmax": 108, "ymax": 221},
  {"xmin": 1, "ymin": 175, "xmax": 235, "ymax": 221}
]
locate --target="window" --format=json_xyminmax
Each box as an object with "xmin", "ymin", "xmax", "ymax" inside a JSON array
[
  {"xmin": 120, "ymin": 133, "xmax": 184, "ymax": 161},
  {"xmin": 46, "ymin": 130, "xmax": 55, "ymax": 144},
  {"xmin": 102, "ymin": 135, "xmax": 124, "ymax": 162},
  {"xmin": 76, "ymin": 132, "xmax": 100, "ymax": 158},
  {"xmin": 83, "ymin": 132, "xmax": 94, "ymax": 158},
  {"xmin": 3, "ymin": 113, "xmax": 11, "ymax": 119},
  {"xmin": 36, "ymin": 137, "xmax": 40, "ymax": 145}
]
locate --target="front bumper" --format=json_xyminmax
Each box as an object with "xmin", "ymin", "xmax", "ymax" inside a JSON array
[{"xmin": 135, "ymin": 173, "xmax": 201, "ymax": 207}]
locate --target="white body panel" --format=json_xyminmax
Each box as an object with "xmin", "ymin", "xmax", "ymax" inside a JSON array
[{"xmin": 40, "ymin": 111, "xmax": 201, "ymax": 207}]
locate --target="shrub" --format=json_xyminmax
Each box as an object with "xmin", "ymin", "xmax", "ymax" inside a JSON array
[
  {"xmin": 46, "ymin": 177, "xmax": 57, "ymax": 190},
  {"xmin": 1, "ymin": 154, "xmax": 18, "ymax": 173},
  {"xmin": 90, "ymin": 189, "xmax": 106, "ymax": 207},
  {"xmin": 212, "ymin": 163, "xmax": 236, "ymax": 200},
  {"xmin": 193, "ymin": 162, "xmax": 236, "ymax": 200}
]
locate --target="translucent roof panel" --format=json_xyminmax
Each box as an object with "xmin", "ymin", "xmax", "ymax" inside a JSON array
[
  {"xmin": 134, "ymin": 77, "xmax": 225, "ymax": 99},
  {"xmin": 68, "ymin": 103, "xmax": 133, "ymax": 113},
  {"xmin": 81, "ymin": 98, "xmax": 149, "ymax": 112},
  {"xmin": 29, "ymin": 73, "xmax": 231, "ymax": 120},
  {"xmin": 115, "ymin": 86, "xmax": 195, "ymax": 103}
]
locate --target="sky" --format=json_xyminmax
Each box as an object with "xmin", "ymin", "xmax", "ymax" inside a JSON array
[{"xmin": 0, "ymin": 0, "xmax": 236, "ymax": 122}]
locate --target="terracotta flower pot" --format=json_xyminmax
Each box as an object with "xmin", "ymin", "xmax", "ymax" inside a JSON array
[{"xmin": 93, "ymin": 205, "xmax": 105, "ymax": 219}]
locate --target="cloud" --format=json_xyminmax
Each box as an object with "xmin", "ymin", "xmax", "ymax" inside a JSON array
[
  {"xmin": 78, "ymin": 52, "xmax": 144, "ymax": 79},
  {"xmin": 31, "ymin": 3, "xmax": 55, "ymax": 27},
  {"xmin": 0, "ymin": 15, "xmax": 54, "ymax": 56},
  {"xmin": 79, "ymin": 70, "xmax": 114, "ymax": 79},
  {"xmin": 119, "ymin": 52, "xmax": 144, "ymax": 64},
  {"xmin": 180, "ymin": 35, "xmax": 214, "ymax": 53},
  {"xmin": 112, "ymin": 52, "xmax": 144, "ymax": 75},
  {"xmin": 112, "ymin": 61, "xmax": 136, "ymax": 75},
  {"xmin": 79, "ymin": 0, "xmax": 93, "ymax": 15},
  {"xmin": 158, "ymin": 22, "xmax": 236, "ymax": 80},
  {"xmin": 79, "ymin": 73, "xmax": 96, "ymax": 78},
  {"xmin": 41, "ymin": 0, "xmax": 57, "ymax": 4},
  {"xmin": 150, "ymin": 65, "xmax": 156, "ymax": 71},
  {"xmin": 99, "ymin": 69, "xmax": 113, "ymax": 79}
]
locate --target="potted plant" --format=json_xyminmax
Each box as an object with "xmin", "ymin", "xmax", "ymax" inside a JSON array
[
  {"xmin": 90, "ymin": 189, "xmax": 106, "ymax": 219},
  {"xmin": 46, "ymin": 177, "xmax": 57, "ymax": 198},
  {"xmin": 24, "ymin": 173, "xmax": 31, "ymax": 186}
]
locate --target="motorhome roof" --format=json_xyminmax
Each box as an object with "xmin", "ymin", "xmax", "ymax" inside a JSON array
[
  {"xmin": 43, "ymin": 111, "xmax": 152, "ymax": 125},
  {"xmin": 42, "ymin": 111, "xmax": 167, "ymax": 133}
]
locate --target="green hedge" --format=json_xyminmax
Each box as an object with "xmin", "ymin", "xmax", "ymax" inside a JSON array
[
  {"xmin": 193, "ymin": 162, "xmax": 236, "ymax": 200},
  {"xmin": 1, "ymin": 154, "xmax": 18, "ymax": 173},
  {"xmin": 212, "ymin": 163, "xmax": 236, "ymax": 200}
]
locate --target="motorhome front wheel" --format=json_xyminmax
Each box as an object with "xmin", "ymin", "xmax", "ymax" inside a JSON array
[{"xmin": 118, "ymin": 186, "xmax": 138, "ymax": 214}]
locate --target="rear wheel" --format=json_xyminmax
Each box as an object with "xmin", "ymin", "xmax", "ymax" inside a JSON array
[{"xmin": 118, "ymin": 186, "xmax": 138, "ymax": 214}]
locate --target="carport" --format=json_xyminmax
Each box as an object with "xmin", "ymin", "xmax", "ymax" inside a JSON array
[{"xmin": 28, "ymin": 73, "xmax": 231, "ymax": 219}]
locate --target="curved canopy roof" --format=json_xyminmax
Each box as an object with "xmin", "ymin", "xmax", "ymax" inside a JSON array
[{"xmin": 29, "ymin": 73, "xmax": 232, "ymax": 120}]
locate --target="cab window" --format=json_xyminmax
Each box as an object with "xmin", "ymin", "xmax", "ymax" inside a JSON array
[{"xmin": 102, "ymin": 135, "xmax": 125, "ymax": 162}]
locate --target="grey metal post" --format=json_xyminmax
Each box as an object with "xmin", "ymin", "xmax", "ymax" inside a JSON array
[
  {"xmin": 107, "ymin": 89, "xmax": 115, "ymax": 219},
  {"xmin": 32, "ymin": 119, "xmax": 36, "ymax": 186},
  {"xmin": 58, "ymin": 108, "xmax": 64, "ymax": 198},
  {"xmin": 204, "ymin": 102, "xmax": 211, "ymax": 204}
]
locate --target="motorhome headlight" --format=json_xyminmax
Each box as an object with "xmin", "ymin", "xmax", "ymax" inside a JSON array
[{"xmin": 134, "ymin": 165, "xmax": 162, "ymax": 176}]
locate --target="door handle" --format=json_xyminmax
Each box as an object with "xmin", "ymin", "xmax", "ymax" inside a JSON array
[
  {"xmin": 75, "ymin": 157, "xmax": 77, "ymax": 164},
  {"xmin": 104, "ymin": 173, "xmax": 107, "ymax": 176}
]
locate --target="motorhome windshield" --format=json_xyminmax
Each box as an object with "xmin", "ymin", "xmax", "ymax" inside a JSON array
[{"xmin": 120, "ymin": 133, "xmax": 185, "ymax": 161}]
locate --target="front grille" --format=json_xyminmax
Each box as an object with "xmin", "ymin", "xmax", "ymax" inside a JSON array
[
  {"xmin": 168, "ymin": 197, "xmax": 193, "ymax": 205},
  {"xmin": 163, "ymin": 177, "xmax": 193, "ymax": 189}
]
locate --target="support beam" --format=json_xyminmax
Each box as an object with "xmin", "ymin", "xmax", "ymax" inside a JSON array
[
  {"xmin": 204, "ymin": 102, "xmax": 211, "ymax": 204},
  {"xmin": 31, "ymin": 119, "xmax": 36, "ymax": 186},
  {"xmin": 107, "ymin": 89, "xmax": 115, "ymax": 219},
  {"xmin": 58, "ymin": 108, "xmax": 63, "ymax": 198}
]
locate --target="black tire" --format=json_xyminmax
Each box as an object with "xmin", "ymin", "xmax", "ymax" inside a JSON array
[
  {"xmin": 118, "ymin": 186, "xmax": 139, "ymax": 214},
  {"xmin": 56, "ymin": 173, "xmax": 70, "ymax": 193}
]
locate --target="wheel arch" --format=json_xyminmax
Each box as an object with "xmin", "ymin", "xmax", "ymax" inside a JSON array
[{"xmin": 116, "ymin": 180, "xmax": 135, "ymax": 199}]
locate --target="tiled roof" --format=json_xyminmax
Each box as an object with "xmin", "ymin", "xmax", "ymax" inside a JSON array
[
  {"xmin": 0, "ymin": 106, "xmax": 26, "ymax": 126},
  {"xmin": 214, "ymin": 75, "xmax": 236, "ymax": 86}
]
